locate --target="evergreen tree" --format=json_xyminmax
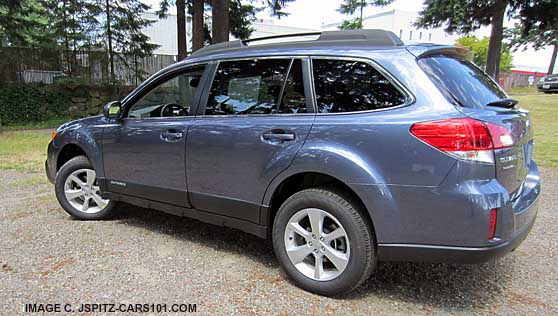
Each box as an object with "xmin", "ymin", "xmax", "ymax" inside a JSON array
[
  {"xmin": 96, "ymin": 0, "xmax": 159, "ymax": 82},
  {"xmin": 0, "ymin": 0, "xmax": 54, "ymax": 47},
  {"xmin": 42, "ymin": 0, "xmax": 99, "ymax": 74},
  {"xmin": 508, "ymin": 1, "xmax": 558, "ymax": 75},
  {"xmin": 337, "ymin": 0, "xmax": 393, "ymax": 30},
  {"xmin": 415, "ymin": 0, "xmax": 558, "ymax": 80},
  {"xmin": 509, "ymin": 24, "xmax": 557, "ymax": 75}
]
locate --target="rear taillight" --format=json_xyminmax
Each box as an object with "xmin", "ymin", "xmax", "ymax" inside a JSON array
[
  {"xmin": 488, "ymin": 208, "xmax": 497, "ymax": 239},
  {"xmin": 410, "ymin": 118, "xmax": 513, "ymax": 163}
]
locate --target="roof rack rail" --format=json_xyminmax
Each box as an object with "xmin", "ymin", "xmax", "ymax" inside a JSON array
[{"xmin": 191, "ymin": 29, "xmax": 403, "ymax": 56}]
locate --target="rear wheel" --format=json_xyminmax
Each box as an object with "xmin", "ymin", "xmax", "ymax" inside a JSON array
[
  {"xmin": 272, "ymin": 187, "xmax": 375, "ymax": 296},
  {"xmin": 55, "ymin": 156, "xmax": 117, "ymax": 220}
]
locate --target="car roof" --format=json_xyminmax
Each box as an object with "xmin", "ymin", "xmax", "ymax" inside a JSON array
[{"xmin": 181, "ymin": 29, "xmax": 410, "ymax": 63}]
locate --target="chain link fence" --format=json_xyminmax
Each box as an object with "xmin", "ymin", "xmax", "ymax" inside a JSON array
[{"xmin": 0, "ymin": 47, "xmax": 177, "ymax": 86}]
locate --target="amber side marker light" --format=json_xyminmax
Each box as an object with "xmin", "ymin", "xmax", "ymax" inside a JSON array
[
  {"xmin": 488, "ymin": 209, "xmax": 497, "ymax": 240},
  {"xmin": 51, "ymin": 131, "xmax": 58, "ymax": 141}
]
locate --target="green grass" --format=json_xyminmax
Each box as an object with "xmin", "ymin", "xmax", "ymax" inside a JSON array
[
  {"xmin": 513, "ymin": 94, "xmax": 558, "ymax": 168},
  {"xmin": 0, "ymin": 130, "xmax": 52, "ymax": 172},
  {"xmin": 508, "ymin": 86, "xmax": 541, "ymax": 95},
  {"xmin": 0, "ymin": 94, "xmax": 556, "ymax": 173},
  {"xmin": 3, "ymin": 117, "xmax": 69, "ymax": 130}
]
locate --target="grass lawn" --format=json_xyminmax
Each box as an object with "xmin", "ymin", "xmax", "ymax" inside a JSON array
[
  {"xmin": 514, "ymin": 93, "xmax": 558, "ymax": 168},
  {"xmin": 0, "ymin": 93, "xmax": 556, "ymax": 172},
  {"xmin": 0, "ymin": 129, "xmax": 52, "ymax": 172}
]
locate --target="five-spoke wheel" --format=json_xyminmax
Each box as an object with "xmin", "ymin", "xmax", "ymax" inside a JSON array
[
  {"xmin": 284, "ymin": 208, "xmax": 350, "ymax": 281},
  {"xmin": 64, "ymin": 169, "xmax": 109, "ymax": 214},
  {"xmin": 55, "ymin": 156, "xmax": 116, "ymax": 219},
  {"xmin": 273, "ymin": 187, "xmax": 375, "ymax": 296}
]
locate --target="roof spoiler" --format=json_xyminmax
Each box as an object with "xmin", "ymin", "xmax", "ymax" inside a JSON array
[{"xmin": 408, "ymin": 45, "xmax": 473, "ymax": 60}]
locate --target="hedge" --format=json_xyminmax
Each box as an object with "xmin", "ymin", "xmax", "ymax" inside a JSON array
[
  {"xmin": 0, "ymin": 82, "xmax": 131, "ymax": 126},
  {"xmin": 0, "ymin": 84, "xmax": 71, "ymax": 125}
]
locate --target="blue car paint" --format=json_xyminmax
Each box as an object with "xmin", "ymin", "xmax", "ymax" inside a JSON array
[{"xmin": 46, "ymin": 42, "xmax": 540, "ymax": 263}]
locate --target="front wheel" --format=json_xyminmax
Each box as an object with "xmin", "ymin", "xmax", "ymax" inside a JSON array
[
  {"xmin": 272, "ymin": 188, "xmax": 376, "ymax": 296},
  {"xmin": 55, "ymin": 156, "xmax": 117, "ymax": 220}
]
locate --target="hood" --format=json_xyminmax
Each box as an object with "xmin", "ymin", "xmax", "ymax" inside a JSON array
[{"xmin": 56, "ymin": 115, "xmax": 104, "ymax": 133}]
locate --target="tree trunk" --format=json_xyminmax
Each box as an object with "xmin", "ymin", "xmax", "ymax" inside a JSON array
[
  {"xmin": 176, "ymin": 0, "xmax": 188, "ymax": 60},
  {"xmin": 485, "ymin": 0, "xmax": 506, "ymax": 80},
  {"xmin": 192, "ymin": 0, "xmax": 204, "ymax": 51},
  {"xmin": 211, "ymin": 0, "xmax": 229, "ymax": 43},
  {"xmin": 105, "ymin": 0, "xmax": 114, "ymax": 81},
  {"xmin": 62, "ymin": 0, "xmax": 71, "ymax": 75},
  {"xmin": 548, "ymin": 36, "xmax": 557, "ymax": 75},
  {"xmin": 359, "ymin": 3, "xmax": 364, "ymax": 29}
]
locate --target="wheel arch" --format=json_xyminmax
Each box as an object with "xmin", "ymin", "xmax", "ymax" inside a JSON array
[
  {"xmin": 57, "ymin": 143, "xmax": 88, "ymax": 171},
  {"xmin": 262, "ymin": 171, "xmax": 378, "ymax": 243},
  {"xmin": 53, "ymin": 126, "xmax": 104, "ymax": 178}
]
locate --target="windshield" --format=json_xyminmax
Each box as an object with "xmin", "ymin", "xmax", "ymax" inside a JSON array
[{"xmin": 418, "ymin": 55, "xmax": 508, "ymax": 109}]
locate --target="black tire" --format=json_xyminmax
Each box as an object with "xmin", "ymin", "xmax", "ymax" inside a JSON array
[
  {"xmin": 55, "ymin": 156, "xmax": 117, "ymax": 220},
  {"xmin": 272, "ymin": 187, "xmax": 375, "ymax": 296}
]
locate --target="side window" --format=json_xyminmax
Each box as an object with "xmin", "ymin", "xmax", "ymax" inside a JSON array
[
  {"xmin": 312, "ymin": 59, "xmax": 406, "ymax": 113},
  {"xmin": 278, "ymin": 59, "xmax": 307, "ymax": 114},
  {"xmin": 205, "ymin": 59, "xmax": 290, "ymax": 115},
  {"xmin": 128, "ymin": 66, "xmax": 205, "ymax": 118}
]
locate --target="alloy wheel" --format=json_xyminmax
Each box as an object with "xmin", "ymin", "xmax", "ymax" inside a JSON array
[
  {"xmin": 64, "ymin": 168, "xmax": 109, "ymax": 214},
  {"xmin": 284, "ymin": 208, "xmax": 350, "ymax": 281}
]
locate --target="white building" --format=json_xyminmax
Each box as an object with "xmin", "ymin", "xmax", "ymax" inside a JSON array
[
  {"xmin": 321, "ymin": 9, "xmax": 473, "ymax": 45},
  {"xmin": 142, "ymin": 14, "xmax": 318, "ymax": 56},
  {"xmin": 142, "ymin": 12, "xmax": 194, "ymax": 55}
]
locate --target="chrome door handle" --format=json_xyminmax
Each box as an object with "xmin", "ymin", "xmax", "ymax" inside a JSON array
[
  {"xmin": 161, "ymin": 131, "xmax": 183, "ymax": 142},
  {"xmin": 263, "ymin": 133, "xmax": 295, "ymax": 141}
]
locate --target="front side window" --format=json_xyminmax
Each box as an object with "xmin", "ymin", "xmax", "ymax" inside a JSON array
[
  {"xmin": 205, "ymin": 59, "xmax": 291, "ymax": 115},
  {"xmin": 312, "ymin": 59, "xmax": 407, "ymax": 113},
  {"xmin": 128, "ymin": 66, "xmax": 205, "ymax": 118}
]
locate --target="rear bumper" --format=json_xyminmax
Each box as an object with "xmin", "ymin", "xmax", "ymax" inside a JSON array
[
  {"xmin": 377, "ymin": 196, "xmax": 538, "ymax": 263},
  {"xmin": 537, "ymin": 82, "xmax": 558, "ymax": 92}
]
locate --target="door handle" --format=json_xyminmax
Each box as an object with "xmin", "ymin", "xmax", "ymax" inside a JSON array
[
  {"xmin": 262, "ymin": 130, "xmax": 295, "ymax": 142},
  {"xmin": 161, "ymin": 130, "xmax": 183, "ymax": 142}
]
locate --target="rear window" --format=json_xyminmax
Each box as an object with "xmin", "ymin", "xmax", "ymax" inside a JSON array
[
  {"xmin": 418, "ymin": 55, "xmax": 508, "ymax": 109},
  {"xmin": 312, "ymin": 59, "xmax": 407, "ymax": 113}
]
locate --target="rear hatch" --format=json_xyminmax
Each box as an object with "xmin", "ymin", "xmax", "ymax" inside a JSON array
[{"xmin": 417, "ymin": 53, "xmax": 533, "ymax": 195}]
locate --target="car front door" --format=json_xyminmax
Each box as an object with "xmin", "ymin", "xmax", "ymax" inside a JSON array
[
  {"xmin": 102, "ymin": 64, "xmax": 208, "ymax": 207},
  {"xmin": 186, "ymin": 57, "xmax": 315, "ymax": 223}
]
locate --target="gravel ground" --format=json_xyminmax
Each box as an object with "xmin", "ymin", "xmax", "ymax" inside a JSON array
[{"xmin": 0, "ymin": 167, "xmax": 556, "ymax": 316}]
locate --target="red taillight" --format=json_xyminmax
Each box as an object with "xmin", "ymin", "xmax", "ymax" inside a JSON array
[
  {"xmin": 488, "ymin": 208, "xmax": 497, "ymax": 239},
  {"xmin": 485, "ymin": 122, "xmax": 514, "ymax": 149},
  {"xmin": 410, "ymin": 118, "xmax": 513, "ymax": 163}
]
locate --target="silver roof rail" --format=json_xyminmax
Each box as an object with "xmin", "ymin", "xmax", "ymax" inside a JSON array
[{"xmin": 191, "ymin": 29, "xmax": 403, "ymax": 56}]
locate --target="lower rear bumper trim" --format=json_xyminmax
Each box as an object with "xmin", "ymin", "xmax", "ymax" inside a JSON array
[{"xmin": 377, "ymin": 209, "xmax": 537, "ymax": 264}]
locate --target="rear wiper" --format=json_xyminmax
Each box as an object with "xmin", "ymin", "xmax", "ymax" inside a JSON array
[{"xmin": 486, "ymin": 98, "xmax": 518, "ymax": 109}]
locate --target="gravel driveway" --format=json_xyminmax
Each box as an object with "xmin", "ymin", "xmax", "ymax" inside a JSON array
[{"xmin": 1, "ymin": 167, "xmax": 556, "ymax": 316}]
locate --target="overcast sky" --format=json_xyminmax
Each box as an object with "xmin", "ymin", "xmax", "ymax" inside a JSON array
[{"xmin": 144, "ymin": 0, "xmax": 555, "ymax": 72}]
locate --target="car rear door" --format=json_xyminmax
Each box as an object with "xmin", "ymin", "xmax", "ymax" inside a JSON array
[{"xmin": 186, "ymin": 57, "xmax": 315, "ymax": 223}]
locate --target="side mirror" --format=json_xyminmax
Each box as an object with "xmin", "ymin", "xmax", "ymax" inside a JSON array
[{"xmin": 103, "ymin": 101, "xmax": 122, "ymax": 120}]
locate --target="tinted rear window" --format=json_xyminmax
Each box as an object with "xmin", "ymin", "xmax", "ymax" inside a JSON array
[
  {"xmin": 418, "ymin": 55, "xmax": 508, "ymax": 109},
  {"xmin": 312, "ymin": 59, "xmax": 407, "ymax": 113}
]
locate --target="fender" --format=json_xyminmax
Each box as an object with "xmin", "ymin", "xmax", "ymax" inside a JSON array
[{"xmin": 50, "ymin": 116, "xmax": 106, "ymax": 178}]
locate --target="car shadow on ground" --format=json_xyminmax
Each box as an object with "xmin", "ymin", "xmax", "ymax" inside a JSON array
[{"xmin": 114, "ymin": 203, "xmax": 513, "ymax": 310}]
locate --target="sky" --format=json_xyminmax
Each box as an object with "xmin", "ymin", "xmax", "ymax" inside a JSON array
[{"xmin": 144, "ymin": 0, "xmax": 555, "ymax": 72}]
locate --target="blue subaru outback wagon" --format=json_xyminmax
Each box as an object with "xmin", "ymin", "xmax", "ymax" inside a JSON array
[{"xmin": 46, "ymin": 30, "xmax": 540, "ymax": 296}]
